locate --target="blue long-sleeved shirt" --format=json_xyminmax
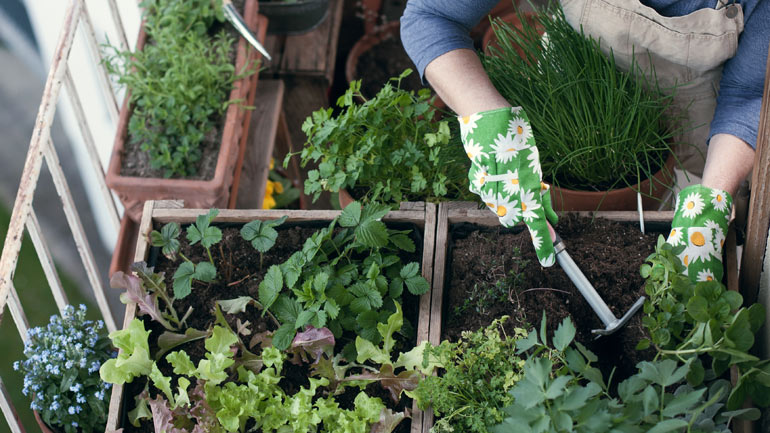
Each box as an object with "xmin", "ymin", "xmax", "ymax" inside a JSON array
[{"xmin": 401, "ymin": 0, "xmax": 769, "ymax": 149}]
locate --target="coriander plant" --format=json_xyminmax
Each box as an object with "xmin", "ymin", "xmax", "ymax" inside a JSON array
[
  {"xmin": 289, "ymin": 69, "xmax": 474, "ymax": 204},
  {"xmin": 14, "ymin": 305, "xmax": 113, "ymax": 433},
  {"xmin": 413, "ymin": 317, "xmax": 528, "ymax": 433},
  {"xmin": 483, "ymin": 7, "xmax": 682, "ymax": 192},
  {"xmin": 104, "ymin": 0, "xmax": 253, "ymax": 177}
]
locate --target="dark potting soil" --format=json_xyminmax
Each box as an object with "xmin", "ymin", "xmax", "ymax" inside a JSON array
[
  {"xmin": 443, "ymin": 214, "xmax": 663, "ymax": 382},
  {"xmin": 119, "ymin": 0, "xmax": 248, "ymax": 181},
  {"xmin": 121, "ymin": 220, "xmax": 421, "ymax": 433},
  {"xmin": 356, "ymin": 38, "xmax": 426, "ymax": 100}
]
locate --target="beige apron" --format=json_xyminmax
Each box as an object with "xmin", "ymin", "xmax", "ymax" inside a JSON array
[{"xmin": 560, "ymin": 0, "xmax": 744, "ymax": 176}]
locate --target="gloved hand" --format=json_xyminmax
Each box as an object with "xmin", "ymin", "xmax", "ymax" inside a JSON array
[
  {"xmin": 459, "ymin": 107, "xmax": 558, "ymax": 267},
  {"xmin": 666, "ymin": 184, "xmax": 732, "ymax": 282}
]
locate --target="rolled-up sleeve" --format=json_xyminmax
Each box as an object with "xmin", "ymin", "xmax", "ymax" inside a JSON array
[
  {"xmin": 709, "ymin": 1, "xmax": 770, "ymax": 150},
  {"xmin": 400, "ymin": 0, "xmax": 499, "ymax": 82}
]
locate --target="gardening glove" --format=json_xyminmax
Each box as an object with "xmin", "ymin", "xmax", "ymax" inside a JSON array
[
  {"xmin": 459, "ymin": 106, "xmax": 558, "ymax": 267},
  {"xmin": 666, "ymin": 184, "xmax": 732, "ymax": 283}
]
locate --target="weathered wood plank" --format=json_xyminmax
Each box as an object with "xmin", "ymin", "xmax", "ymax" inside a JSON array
[
  {"xmin": 264, "ymin": 0, "xmax": 344, "ymax": 81},
  {"xmin": 236, "ymin": 79, "xmax": 284, "ymax": 209},
  {"xmin": 0, "ymin": 0, "xmax": 80, "ymax": 319},
  {"xmin": 0, "ymin": 377, "xmax": 26, "ymax": 433},
  {"xmin": 26, "ymin": 209, "xmax": 68, "ymax": 312},
  {"xmin": 740, "ymin": 44, "xmax": 770, "ymax": 306}
]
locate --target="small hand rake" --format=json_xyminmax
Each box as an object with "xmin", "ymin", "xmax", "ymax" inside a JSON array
[{"xmin": 552, "ymin": 231, "xmax": 645, "ymax": 337}]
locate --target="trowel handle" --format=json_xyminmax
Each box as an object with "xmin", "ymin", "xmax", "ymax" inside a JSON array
[{"xmin": 552, "ymin": 231, "xmax": 563, "ymax": 246}]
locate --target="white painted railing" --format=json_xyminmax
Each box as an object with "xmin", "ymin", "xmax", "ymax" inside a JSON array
[{"xmin": 0, "ymin": 1, "xmax": 132, "ymax": 431}]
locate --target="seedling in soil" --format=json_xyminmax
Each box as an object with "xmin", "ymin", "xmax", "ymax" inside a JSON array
[
  {"xmin": 151, "ymin": 209, "xmax": 222, "ymax": 299},
  {"xmin": 454, "ymin": 255, "xmax": 529, "ymax": 320},
  {"xmin": 240, "ymin": 215, "xmax": 288, "ymax": 271}
]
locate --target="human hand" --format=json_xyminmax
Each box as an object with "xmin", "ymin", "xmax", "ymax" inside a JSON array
[
  {"xmin": 666, "ymin": 185, "xmax": 732, "ymax": 282},
  {"xmin": 459, "ymin": 107, "xmax": 558, "ymax": 266}
]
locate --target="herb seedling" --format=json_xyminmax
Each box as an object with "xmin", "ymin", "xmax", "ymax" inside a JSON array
[{"xmin": 241, "ymin": 215, "xmax": 288, "ymax": 271}]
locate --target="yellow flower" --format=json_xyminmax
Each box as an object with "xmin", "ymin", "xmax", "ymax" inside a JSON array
[
  {"xmin": 263, "ymin": 181, "xmax": 276, "ymax": 209},
  {"xmin": 269, "ymin": 158, "xmax": 275, "ymax": 171},
  {"xmin": 273, "ymin": 180, "xmax": 284, "ymax": 194}
]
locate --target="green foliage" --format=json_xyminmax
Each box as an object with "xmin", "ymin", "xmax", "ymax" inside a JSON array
[
  {"xmin": 241, "ymin": 216, "xmax": 288, "ymax": 253},
  {"xmin": 150, "ymin": 222, "xmax": 181, "ymax": 260},
  {"xmin": 14, "ymin": 305, "xmax": 113, "ymax": 433},
  {"xmin": 290, "ymin": 69, "xmax": 474, "ymax": 204},
  {"xmin": 412, "ymin": 317, "xmax": 527, "ymax": 433},
  {"xmin": 490, "ymin": 317, "xmax": 751, "ymax": 433},
  {"xmin": 103, "ymin": 0, "xmax": 253, "ymax": 177},
  {"xmin": 260, "ymin": 202, "xmax": 430, "ymax": 351},
  {"xmin": 100, "ymin": 319, "xmax": 153, "ymax": 385},
  {"xmin": 482, "ymin": 7, "xmax": 681, "ymax": 191},
  {"xmin": 640, "ymin": 236, "xmax": 769, "ymax": 410}
]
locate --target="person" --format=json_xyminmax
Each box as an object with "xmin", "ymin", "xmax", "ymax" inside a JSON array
[{"xmin": 400, "ymin": 0, "xmax": 769, "ymax": 282}]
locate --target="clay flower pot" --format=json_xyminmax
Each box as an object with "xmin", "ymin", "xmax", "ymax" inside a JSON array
[
  {"xmin": 258, "ymin": 0, "xmax": 330, "ymax": 35},
  {"xmin": 549, "ymin": 155, "xmax": 676, "ymax": 211},
  {"xmin": 105, "ymin": 0, "xmax": 267, "ymax": 222},
  {"xmin": 345, "ymin": 21, "xmax": 446, "ymax": 110},
  {"xmin": 482, "ymin": 11, "xmax": 543, "ymax": 59},
  {"xmin": 34, "ymin": 410, "xmax": 56, "ymax": 433}
]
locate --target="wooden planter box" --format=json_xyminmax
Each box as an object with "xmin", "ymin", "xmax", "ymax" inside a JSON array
[
  {"xmin": 105, "ymin": 1, "xmax": 268, "ymax": 222},
  {"xmin": 421, "ymin": 202, "xmax": 750, "ymax": 433},
  {"xmin": 105, "ymin": 200, "xmax": 438, "ymax": 433}
]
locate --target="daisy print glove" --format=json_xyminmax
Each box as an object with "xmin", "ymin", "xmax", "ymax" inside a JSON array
[
  {"xmin": 666, "ymin": 185, "xmax": 732, "ymax": 283},
  {"xmin": 460, "ymin": 107, "xmax": 558, "ymax": 267}
]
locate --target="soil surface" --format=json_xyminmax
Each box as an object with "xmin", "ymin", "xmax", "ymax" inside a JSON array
[
  {"xmin": 121, "ymin": 220, "xmax": 421, "ymax": 433},
  {"xmin": 443, "ymin": 214, "xmax": 665, "ymax": 382},
  {"xmin": 120, "ymin": 0, "xmax": 248, "ymax": 180},
  {"xmin": 356, "ymin": 37, "xmax": 425, "ymax": 100}
]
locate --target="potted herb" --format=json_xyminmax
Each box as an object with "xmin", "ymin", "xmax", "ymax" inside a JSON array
[
  {"xmin": 259, "ymin": 0, "xmax": 330, "ymax": 35},
  {"xmin": 102, "ymin": 202, "xmax": 438, "ymax": 433},
  {"xmin": 291, "ymin": 70, "xmax": 474, "ymax": 207},
  {"xmin": 482, "ymin": 7, "xmax": 681, "ymax": 211},
  {"xmin": 13, "ymin": 305, "xmax": 113, "ymax": 433},
  {"xmin": 104, "ymin": 0, "xmax": 266, "ymax": 221}
]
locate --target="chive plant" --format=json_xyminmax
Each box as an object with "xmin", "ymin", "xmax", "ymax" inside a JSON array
[{"xmin": 482, "ymin": 7, "xmax": 685, "ymax": 192}]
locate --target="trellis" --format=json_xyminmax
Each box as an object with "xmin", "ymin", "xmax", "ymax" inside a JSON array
[{"xmin": 0, "ymin": 0, "xmax": 131, "ymax": 431}]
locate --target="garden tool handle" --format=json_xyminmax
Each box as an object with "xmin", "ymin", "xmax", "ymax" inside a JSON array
[
  {"xmin": 552, "ymin": 231, "xmax": 644, "ymax": 336},
  {"xmin": 222, "ymin": 0, "xmax": 272, "ymax": 61}
]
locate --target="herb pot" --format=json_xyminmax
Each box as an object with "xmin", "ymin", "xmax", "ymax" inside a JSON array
[
  {"xmin": 482, "ymin": 11, "xmax": 543, "ymax": 59},
  {"xmin": 258, "ymin": 0, "xmax": 329, "ymax": 34},
  {"xmin": 338, "ymin": 188, "xmax": 354, "ymax": 209},
  {"xmin": 105, "ymin": 0, "xmax": 267, "ymax": 222},
  {"xmin": 549, "ymin": 154, "xmax": 676, "ymax": 211}
]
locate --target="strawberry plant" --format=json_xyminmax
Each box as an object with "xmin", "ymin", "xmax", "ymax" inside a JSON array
[{"xmin": 289, "ymin": 69, "xmax": 474, "ymax": 204}]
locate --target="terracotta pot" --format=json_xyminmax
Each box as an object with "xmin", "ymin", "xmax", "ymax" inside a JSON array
[
  {"xmin": 345, "ymin": 21, "xmax": 447, "ymax": 110},
  {"xmin": 549, "ymin": 155, "xmax": 676, "ymax": 211},
  {"xmin": 482, "ymin": 11, "xmax": 543, "ymax": 59},
  {"xmin": 105, "ymin": 0, "xmax": 267, "ymax": 222},
  {"xmin": 338, "ymin": 188, "xmax": 354, "ymax": 209},
  {"xmin": 470, "ymin": 0, "xmax": 519, "ymax": 45},
  {"xmin": 34, "ymin": 410, "xmax": 57, "ymax": 433},
  {"xmin": 109, "ymin": 215, "xmax": 139, "ymax": 277}
]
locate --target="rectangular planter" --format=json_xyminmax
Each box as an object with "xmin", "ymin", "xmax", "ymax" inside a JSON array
[
  {"xmin": 106, "ymin": 1, "xmax": 267, "ymax": 222},
  {"xmin": 422, "ymin": 202, "xmax": 750, "ymax": 433},
  {"xmin": 105, "ymin": 200, "xmax": 438, "ymax": 433}
]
